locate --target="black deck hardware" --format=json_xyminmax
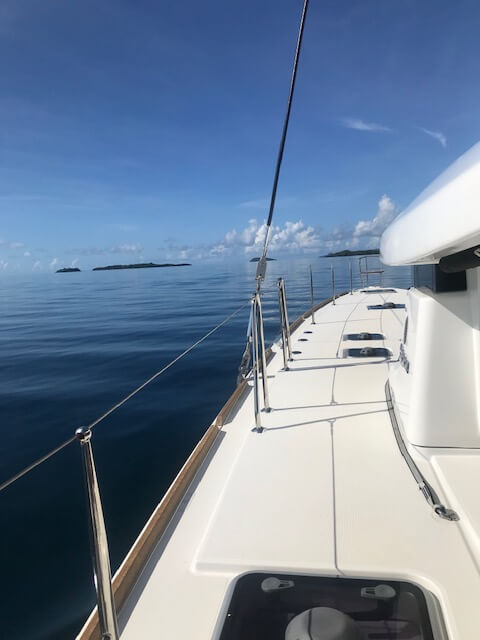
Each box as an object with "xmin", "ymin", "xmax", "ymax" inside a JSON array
[
  {"xmin": 360, "ymin": 288, "xmax": 396, "ymax": 293},
  {"xmin": 439, "ymin": 244, "xmax": 480, "ymax": 273},
  {"xmin": 368, "ymin": 303, "xmax": 405, "ymax": 310},
  {"xmin": 343, "ymin": 347, "xmax": 391, "ymax": 358},
  {"xmin": 344, "ymin": 332, "xmax": 384, "ymax": 341}
]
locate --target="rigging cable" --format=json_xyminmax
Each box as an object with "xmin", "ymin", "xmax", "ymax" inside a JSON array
[{"xmin": 256, "ymin": 0, "xmax": 310, "ymax": 287}]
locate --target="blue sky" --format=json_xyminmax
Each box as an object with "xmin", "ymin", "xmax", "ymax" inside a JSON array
[{"xmin": 1, "ymin": 0, "xmax": 480, "ymax": 271}]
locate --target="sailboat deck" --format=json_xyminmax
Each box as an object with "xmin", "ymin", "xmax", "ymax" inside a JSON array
[{"xmin": 118, "ymin": 289, "xmax": 480, "ymax": 640}]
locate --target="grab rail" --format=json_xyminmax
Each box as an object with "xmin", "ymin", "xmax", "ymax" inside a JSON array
[
  {"xmin": 309, "ymin": 265, "xmax": 315, "ymax": 324},
  {"xmin": 359, "ymin": 256, "xmax": 384, "ymax": 287},
  {"xmin": 277, "ymin": 278, "xmax": 292, "ymax": 369},
  {"xmin": 331, "ymin": 266, "xmax": 336, "ymax": 305}
]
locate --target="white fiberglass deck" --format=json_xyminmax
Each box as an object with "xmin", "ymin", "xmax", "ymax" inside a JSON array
[{"xmin": 118, "ymin": 289, "xmax": 480, "ymax": 640}]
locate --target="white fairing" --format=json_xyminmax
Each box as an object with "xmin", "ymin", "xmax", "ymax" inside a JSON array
[
  {"xmin": 389, "ymin": 271, "xmax": 480, "ymax": 447},
  {"xmin": 381, "ymin": 141, "xmax": 480, "ymax": 265}
]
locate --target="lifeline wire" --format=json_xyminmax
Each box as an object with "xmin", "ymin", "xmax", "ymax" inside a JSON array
[{"xmin": 0, "ymin": 299, "xmax": 250, "ymax": 493}]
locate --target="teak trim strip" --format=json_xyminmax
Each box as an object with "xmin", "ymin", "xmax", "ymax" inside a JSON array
[{"xmin": 77, "ymin": 292, "xmax": 345, "ymax": 639}]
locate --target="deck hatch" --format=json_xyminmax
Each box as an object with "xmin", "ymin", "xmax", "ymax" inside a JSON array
[
  {"xmin": 343, "ymin": 347, "xmax": 391, "ymax": 358},
  {"xmin": 368, "ymin": 303, "xmax": 406, "ymax": 310},
  {"xmin": 218, "ymin": 573, "xmax": 439, "ymax": 640},
  {"xmin": 344, "ymin": 332, "xmax": 384, "ymax": 341}
]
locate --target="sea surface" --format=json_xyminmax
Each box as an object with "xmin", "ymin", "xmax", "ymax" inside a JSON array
[{"xmin": 0, "ymin": 256, "xmax": 412, "ymax": 640}]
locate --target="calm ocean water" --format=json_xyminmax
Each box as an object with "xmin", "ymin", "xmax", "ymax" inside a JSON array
[{"xmin": 0, "ymin": 256, "xmax": 412, "ymax": 639}]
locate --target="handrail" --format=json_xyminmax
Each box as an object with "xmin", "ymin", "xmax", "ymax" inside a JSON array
[
  {"xmin": 256, "ymin": 293, "xmax": 270, "ymax": 413},
  {"xmin": 358, "ymin": 256, "xmax": 384, "ymax": 287},
  {"xmin": 277, "ymin": 278, "xmax": 292, "ymax": 369},
  {"xmin": 309, "ymin": 265, "xmax": 315, "ymax": 324},
  {"xmin": 331, "ymin": 265, "xmax": 336, "ymax": 305}
]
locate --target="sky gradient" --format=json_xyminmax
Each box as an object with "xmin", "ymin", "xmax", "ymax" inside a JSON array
[{"xmin": 2, "ymin": 0, "xmax": 480, "ymax": 271}]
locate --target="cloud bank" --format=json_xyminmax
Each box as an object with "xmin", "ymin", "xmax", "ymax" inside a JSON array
[{"xmin": 1, "ymin": 196, "xmax": 401, "ymax": 271}]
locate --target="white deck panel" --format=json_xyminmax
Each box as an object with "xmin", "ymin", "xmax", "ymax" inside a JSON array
[
  {"xmin": 118, "ymin": 289, "xmax": 480, "ymax": 640},
  {"xmin": 334, "ymin": 414, "xmax": 480, "ymax": 640}
]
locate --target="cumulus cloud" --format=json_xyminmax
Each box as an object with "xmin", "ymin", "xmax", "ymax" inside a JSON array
[
  {"xmin": 353, "ymin": 195, "xmax": 398, "ymax": 241},
  {"xmin": 341, "ymin": 117, "xmax": 391, "ymax": 133},
  {"xmin": 211, "ymin": 218, "xmax": 321, "ymax": 256},
  {"xmin": 32, "ymin": 261, "xmax": 42, "ymax": 271},
  {"xmin": 49, "ymin": 257, "xmax": 58, "ymax": 269},
  {"xmin": 420, "ymin": 127, "xmax": 447, "ymax": 148},
  {"xmin": 24, "ymin": 250, "xmax": 31, "ymax": 257}
]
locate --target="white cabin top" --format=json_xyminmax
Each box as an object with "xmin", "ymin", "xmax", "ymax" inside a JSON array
[{"xmin": 381, "ymin": 141, "xmax": 480, "ymax": 266}]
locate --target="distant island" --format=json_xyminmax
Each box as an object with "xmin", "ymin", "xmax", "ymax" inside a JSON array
[
  {"xmin": 322, "ymin": 249, "xmax": 380, "ymax": 258},
  {"xmin": 56, "ymin": 267, "xmax": 81, "ymax": 273},
  {"xmin": 249, "ymin": 257, "xmax": 276, "ymax": 262},
  {"xmin": 92, "ymin": 262, "xmax": 191, "ymax": 271}
]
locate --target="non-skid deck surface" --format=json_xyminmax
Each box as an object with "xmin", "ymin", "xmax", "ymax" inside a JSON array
[{"xmin": 119, "ymin": 289, "xmax": 480, "ymax": 640}]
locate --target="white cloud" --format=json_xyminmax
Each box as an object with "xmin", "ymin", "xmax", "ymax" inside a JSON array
[
  {"xmin": 111, "ymin": 243, "xmax": 142, "ymax": 254},
  {"xmin": 0, "ymin": 260, "xmax": 8, "ymax": 270},
  {"xmin": 238, "ymin": 198, "xmax": 269, "ymax": 210},
  {"xmin": 0, "ymin": 238, "xmax": 24, "ymax": 250},
  {"xmin": 420, "ymin": 127, "xmax": 447, "ymax": 148},
  {"xmin": 70, "ymin": 243, "xmax": 143, "ymax": 256},
  {"xmin": 32, "ymin": 261, "xmax": 42, "ymax": 271},
  {"xmin": 353, "ymin": 195, "xmax": 398, "ymax": 240},
  {"xmin": 49, "ymin": 257, "xmax": 58, "ymax": 269},
  {"xmin": 24, "ymin": 250, "xmax": 31, "ymax": 257},
  {"xmin": 211, "ymin": 218, "xmax": 321, "ymax": 257},
  {"xmin": 341, "ymin": 117, "xmax": 391, "ymax": 133},
  {"xmin": 71, "ymin": 258, "xmax": 79, "ymax": 267}
]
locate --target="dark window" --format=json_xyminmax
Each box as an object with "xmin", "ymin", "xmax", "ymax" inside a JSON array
[{"xmin": 219, "ymin": 573, "xmax": 436, "ymax": 640}]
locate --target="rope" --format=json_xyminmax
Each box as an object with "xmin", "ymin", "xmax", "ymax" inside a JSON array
[{"xmin": 0, "ymin": 299, "xmax": 250, "ymax": 494}]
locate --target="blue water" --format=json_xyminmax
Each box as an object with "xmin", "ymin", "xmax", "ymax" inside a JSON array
[{"xmin": 0, "ymin": 257, "xmax": 412, "ymax": 639}]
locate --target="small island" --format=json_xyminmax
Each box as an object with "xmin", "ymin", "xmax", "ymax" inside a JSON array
[
  {"xmin": 92, "ymin": 262, "xmax": 191, "ymax": 271},
  {"xmin": 56, "ymin": 267, "xmax": 81, "ymax": 273},
  {"xmin": 322, "ymin": 249, "xmax": 380, "ymax": 258},
  {"xmin": 249, "ymin": 257, "xmax": 276, "ymax": 262}
]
